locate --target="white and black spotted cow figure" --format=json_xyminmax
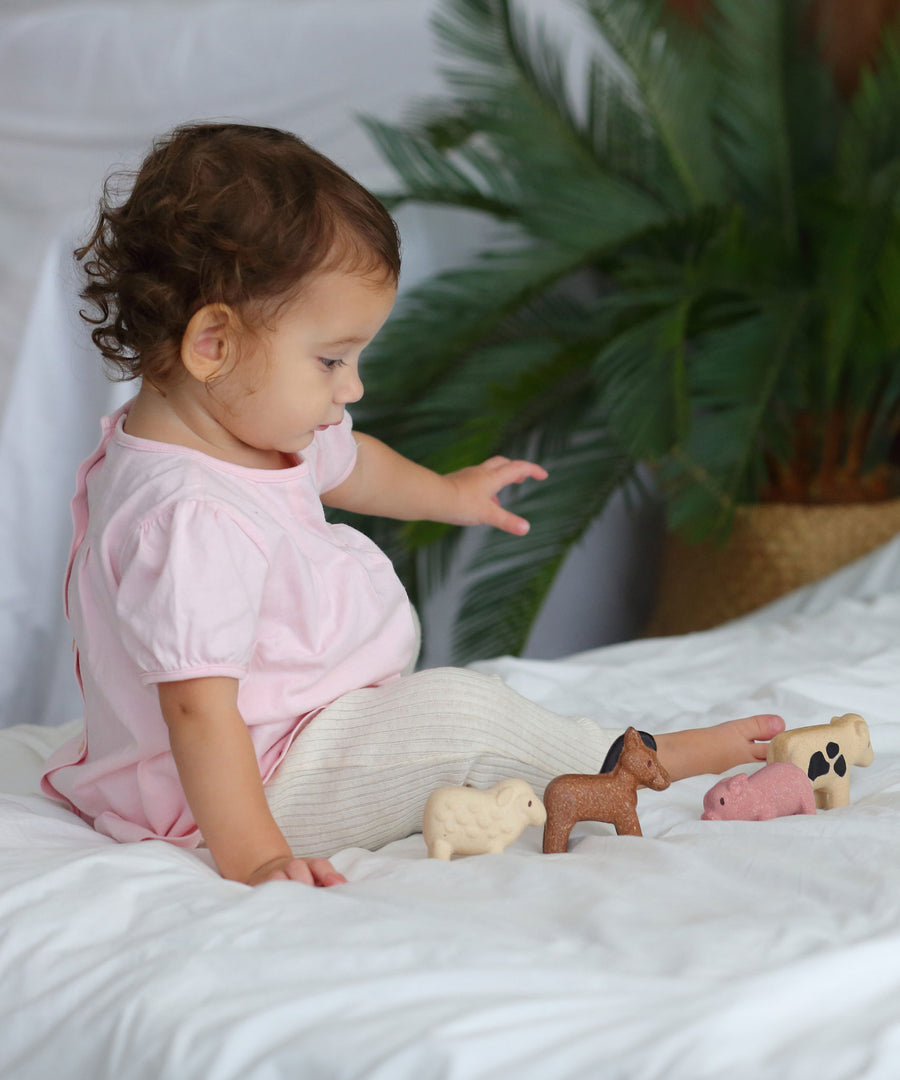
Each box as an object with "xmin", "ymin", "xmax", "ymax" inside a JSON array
[{"xmin": 766, "ymin": 713, "xmax": 873, "ymax": 810}]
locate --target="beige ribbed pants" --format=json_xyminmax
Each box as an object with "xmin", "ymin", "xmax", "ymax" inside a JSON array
[{"xmin": 265, "ymin": 667, "xmax": 619, "ymax": 858}]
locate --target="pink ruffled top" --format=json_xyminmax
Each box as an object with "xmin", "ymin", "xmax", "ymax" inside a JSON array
[{"xmin": 41, "ymin": 401, "xmax": 416, "ymax": 846}]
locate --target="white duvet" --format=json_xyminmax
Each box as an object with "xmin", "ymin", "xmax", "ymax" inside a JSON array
[{"xmin": 3, "ymin": 541, "xmax": 900, "ymax": 1079}]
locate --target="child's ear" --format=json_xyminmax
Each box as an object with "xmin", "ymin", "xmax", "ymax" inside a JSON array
[{"xmin": 181, "ymin": 303, "xmax": 238, "ymax": 383}]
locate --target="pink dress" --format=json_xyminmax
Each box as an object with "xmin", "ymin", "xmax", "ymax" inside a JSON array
[{"xmin": 41, "ymin": 401, "xmax": 417, "ymax": 846}]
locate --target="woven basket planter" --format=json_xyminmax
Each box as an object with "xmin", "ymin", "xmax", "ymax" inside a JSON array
[{"xmin": 646, "ymin": 498, "xmax": 900, "ymax": 636}]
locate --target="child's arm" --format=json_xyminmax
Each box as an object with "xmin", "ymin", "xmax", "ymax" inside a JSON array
[
  {"xmin": 322, "ymin": 432, "xmax": 547, "ymax": 535},
  {"xmin": 157, "ymin": 676, "xmax": 345, "ymax": 888}
]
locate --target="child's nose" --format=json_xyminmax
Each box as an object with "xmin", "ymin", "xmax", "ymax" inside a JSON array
[{"xmin": 337, "ymin": 366, "xmax": 364, "ymax": 404}]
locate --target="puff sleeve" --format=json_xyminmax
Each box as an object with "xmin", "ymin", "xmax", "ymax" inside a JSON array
[
  {"xmin": 114, "ymin": 499, "xmax": 269, "ymax": 684},
  {"xmin": 311, "ymin": 411, "xmax": 359, "ymax": 493}
]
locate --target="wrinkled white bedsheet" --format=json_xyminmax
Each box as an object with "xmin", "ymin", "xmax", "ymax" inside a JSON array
[{"xmin": 3, "ymin": 539, "xmax": 900, "ymax": 1079}]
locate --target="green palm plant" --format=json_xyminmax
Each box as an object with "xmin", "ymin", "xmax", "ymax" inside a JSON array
[{"xmin": 346, "ymin": 0, "xmax": 900, "ymax": 663}]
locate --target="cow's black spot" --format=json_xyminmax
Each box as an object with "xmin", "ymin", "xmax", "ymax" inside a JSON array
[
  {"xmin": 826, "ymin": 741, "xmax": 840, "ymax": 759},
  {"xmin": 834, "ymin": 755, "xmax": 847, "ymax": 777},
  {"xmin": 808, "ymin": 751, "xmax": 830, "ymax": 781}
]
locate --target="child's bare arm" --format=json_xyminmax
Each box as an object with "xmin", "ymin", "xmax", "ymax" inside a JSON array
[
  {"xmin": 322, "ymin": 432, "xmax": 547, "ymax": 535},
  {"xmin": 157, "ymin": 676, "xmax": 345, "ymax": 887}
]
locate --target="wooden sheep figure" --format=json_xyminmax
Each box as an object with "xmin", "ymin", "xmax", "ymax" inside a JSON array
[
  {"xmin": 542, "ymin": 726, "xmax": 671, "ymax": 854},
  {"xmin": 423, "ymin": 779, "xmax": 546, "ymax": 859},
  {"xmin": 766, "ymin": 712, "xmax": 873, "ymax": 809}
]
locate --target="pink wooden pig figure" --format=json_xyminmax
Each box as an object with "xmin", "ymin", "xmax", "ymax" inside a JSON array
[{"xmin": 701, "ymin": 762, "xmax": 816, "ymax": 821}]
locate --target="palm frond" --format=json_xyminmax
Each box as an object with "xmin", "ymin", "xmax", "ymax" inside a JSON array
[
  {"xmin": 432, "ymin": 0, "xmax": 600, "ymax": 175},
  {"xmin": 662, "ymin": 297, "xmax": 808, "ymax": 538},
  {"xmin": 593, "ymin": 303, "xmax": 691, "ymax": 458},
  {"xmin": 710, "ymin": 0, "xmax": 802, "ymax": 239},
  {"xmin": 353, "ymin": 0, "xmax": 900, "ymax": 659},
  {"xmin": 516, "ymin": 164, "xmax": 669, "ymax": 249},
  {"xmin": 361, "ymin": 117, "xmax": 520, "ymax": 218},
  {"xmin": 360, "ymin": 217, "xmax": 677, "ymax": 439},
  {"xmin": 863, "ymin": 347, "xmax": 900, "ymax": 472},
  {"xmin": 451, "ymin": 416, "xmax": 637, "ymax": 661},
  {"xmin": 812, "ymin": 198, "xmax": 898, "ymax": 411},
  {"xmin": 584, "ymin": 56, "xmax": 686, "ymax": 212},
  {"xmin": 583, "ymin": 0, "xmax": 722, "ymax": 208},
  {"xmin": 408, "ymin": 342, "xmax": 595, "ymax": 469},
  {"xmin": 359, "ymin": 243, "xmax": 589, "ymax": 422},
  {"xmin": 840, "ymin": 16, "xmax": 900, "ymax": 200}
]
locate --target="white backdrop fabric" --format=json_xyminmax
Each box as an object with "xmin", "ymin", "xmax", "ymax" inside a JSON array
[{"xmin": 0, "ymin": 0, "xmax": 451, "ymax": 402}]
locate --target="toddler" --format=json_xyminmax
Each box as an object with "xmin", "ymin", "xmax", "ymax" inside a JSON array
[{"xmin": 41, "ymin": 122, "xmax": 784, "ymax": 887}]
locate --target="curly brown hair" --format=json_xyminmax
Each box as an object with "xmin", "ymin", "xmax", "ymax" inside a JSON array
[{"xmin": 76, "ymin": 121, "xmax": 401, "ymax": 385}]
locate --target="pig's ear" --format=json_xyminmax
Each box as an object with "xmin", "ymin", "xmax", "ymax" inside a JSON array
[{"xmin": 730, "ymin": 773, "xmax": 749, "ymax": 791}]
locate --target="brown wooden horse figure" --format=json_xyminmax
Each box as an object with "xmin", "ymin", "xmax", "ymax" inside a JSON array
[{"xmin": 542, "ymin": 727, "xmax": 671, "ymax": 853}]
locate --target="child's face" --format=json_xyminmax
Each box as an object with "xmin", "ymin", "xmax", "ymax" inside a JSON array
[{"xmin": 214, "ymin": 269, "xmax": 396, "ymax": 457}]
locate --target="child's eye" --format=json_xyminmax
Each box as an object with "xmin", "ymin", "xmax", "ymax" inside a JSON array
[{"xmin": 319, "ymin": 356, "xmax": 346, "ymax": 369}]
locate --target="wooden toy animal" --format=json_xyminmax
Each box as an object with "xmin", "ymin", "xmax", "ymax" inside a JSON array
[
  {"xmin": 599, "ymin": 729, "xmax": 657, "ymax": 772},
  {"xmin": 766, "ymin": 713, "xmax": 873, "ymax": 809},
  {"xmin": 423, "ymin": 778, "xmax": 546, "ymax": 859},
  {"xmin": 542, "ymin": 726, "xmax": 671, "ymax": 854},
  {"xmin": 701, "ymin": 762, "xmax": 816, "ymax": 820}
]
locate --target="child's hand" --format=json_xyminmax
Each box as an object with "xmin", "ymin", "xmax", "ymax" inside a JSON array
[
  {"xmin": 446, "ymin": 456, "xmax": 548, "ymax": 535},
  {"xmin": 246, "ymin": 855, "xmax": 347, "ymax": 888}
]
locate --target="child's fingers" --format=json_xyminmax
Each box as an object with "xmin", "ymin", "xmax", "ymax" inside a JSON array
[
  {"xmin": 485, "ymin": 502, "xmax": 532, "ymax": 536},
  {"xmin": 485, "ymin": 460, "xmax": 546, "ymax": 534},
  {"xmin": 278, "ymin": 858, "xmax": 345, "ymax": 887},
  {"xmin": 258, "ymin": 857, "xmax": 345, "ymax": 887},
  {"xmin": 448, "ymin": 457, "xmax": 546, "ymax": 531},
  {"xmin": 485, "ymin": 458, "xmax": 548, "ymax": 486},
  {"xmin": 267, "ymin": 859, "xmax": 313, "ymax": 885},
  {"xmin": 305, "ymin": 859, "xmax": 347, "ymax": 887}
]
